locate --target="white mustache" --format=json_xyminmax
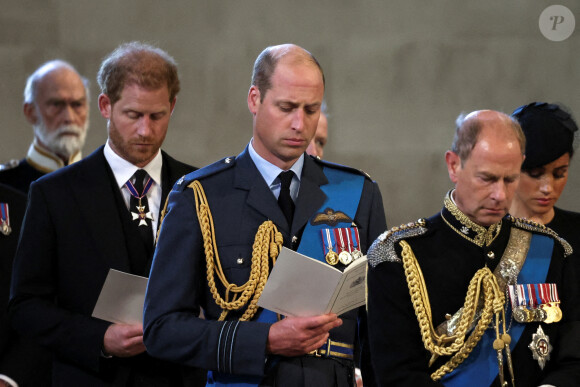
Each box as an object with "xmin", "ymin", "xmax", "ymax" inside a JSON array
[{"xmin": 54, "ymin": 124, "xmax": 85, "ymax": 136}]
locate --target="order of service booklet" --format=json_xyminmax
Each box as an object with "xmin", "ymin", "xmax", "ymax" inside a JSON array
[
  {"xmin": 257, "ymin": 247, "xmax": 368, "ymax": 317},
  {"xmin": 92, "ymin": 269, "xmax": 148, "ymax": 324}
]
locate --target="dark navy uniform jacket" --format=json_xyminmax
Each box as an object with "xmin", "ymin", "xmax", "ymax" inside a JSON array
[
  {"xmin": 0, "ymin": 159, "xmax": 45, "ymax": 194},
  {"xmin": 144, "ymin": 147, "xmax": 386, "ymax": 385},
  {"xmin": 0, "ymin": 183, "xmax": 52, "ymax": 386},
  {"xmin": 366, "ymin": 202, "xmax": 580, "ymax": 387}
]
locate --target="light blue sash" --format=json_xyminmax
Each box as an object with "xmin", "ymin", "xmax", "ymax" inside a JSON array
[
  {"xmin": 206, "ymin": 167, "xmax": 365, "ymax": 386},
  {"xmin": 441, "ymin": 233, "xmax": 553, "ymax": 387},
  {"xmin": 296, "ymin": 167, "xmax": 365, "ymax": 259}
]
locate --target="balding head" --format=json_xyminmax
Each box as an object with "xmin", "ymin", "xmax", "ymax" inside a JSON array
[
  {"xmin": 251, "ymin": 43, "xmax": 324, "ymax": 102},
  {"xmin": 24, "ymin": 60, "xmax": 89, "ymax": 105},
  {"xmin": 451, "ymin": 110, "xmax": 525, "ymax": 165},
  {"xmin": 445, "ymin": 110, "xmax": 526, "ymax": 226}
]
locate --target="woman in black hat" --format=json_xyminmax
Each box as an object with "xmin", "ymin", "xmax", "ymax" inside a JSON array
[{"xmin": 510, "ymin": 102, "xmax": 579, "ymax": 243}]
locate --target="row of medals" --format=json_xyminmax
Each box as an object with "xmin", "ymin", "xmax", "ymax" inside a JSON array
[
  {"xmin": 326, "ymin": 247, "xmax": 362, "ymax": 266},
  {"xmin": 513, "ymin": 303, "xmax": 562, "ymax": 324}
]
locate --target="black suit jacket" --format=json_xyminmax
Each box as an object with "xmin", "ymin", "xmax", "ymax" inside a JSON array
[{"xmin": 9, "ymin": 146, "xmax": 198, "ymax": 386}]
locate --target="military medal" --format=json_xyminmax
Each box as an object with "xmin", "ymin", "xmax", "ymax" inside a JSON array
[
  {"xmin": 510, "ymin": 284, "xmax": 532, "ymax": 323},
  {"xmin": 552, "ymin": 304, "xmax": 563, "ymax": 322},
  {"xmin": 326, "ymin": 250, "xmax": 339, "ymax": 265},
  {"xmin": 513, "ymin": 306, "xmax": 531, "ymax": 323},
  {"xmin": 322, "ymin": 229, "xmax": 339, "ymax": 265},
  {"xmin": 527, "ymin": 284, "xmax": 548, "ymax": 322},
  {"xmin": 350, "ymin": 227, "xmax": 363, "ymax": 260},
  {"xmin": 335, "ymin": 228, "xmax": 353, "ymax": 265},
  {"xmin": 549, "ymin": 283, "xmax": 562, "ymax": 323},
  {"xmin": 0, "ymin": 202, "xmax": 11, "ymax": 236},
  {"xmin": 529, "ymin": 325, "xmax": 552, "ymax": 369},
  {"xmin": 538, "ymin": 284, "xmax": 554, "ymax": 323},
  {"xmin": 540, "ymin": 283, "xmax": 562, "ymax": 323},
  {"xmin": 126, "ymin": 175, "xmax": 154, "ymax": 227}
]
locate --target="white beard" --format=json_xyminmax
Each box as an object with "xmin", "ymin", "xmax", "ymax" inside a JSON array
[{"xmin": 34, "ymin": 119, "xmax": 89, "ymax": 159}]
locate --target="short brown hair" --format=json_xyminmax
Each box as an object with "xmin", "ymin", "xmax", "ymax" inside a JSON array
[
  {"xmin": 97, "ymin": 42, "xmax": 179, "ymax": 105},
  {"xmin": 251, "ymin": 44, "xmax": 324, "ymax": 102}
]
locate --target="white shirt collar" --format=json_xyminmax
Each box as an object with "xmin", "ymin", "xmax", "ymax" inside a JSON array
[
  {"xmin": 248, "ymin": 139, "xmax": 303, "ymax": 186},
  {"xmin": 103, "ymin": 140, "xmax": 163, "ymax": 187}
]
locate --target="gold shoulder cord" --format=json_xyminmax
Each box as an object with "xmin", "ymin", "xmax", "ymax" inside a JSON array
[
  {"xmin": 400, "ymin": 240, "xmax": 513, "ymax": 384},
  {"xmin": 190, "ymin": 180, "xmax": 283, "ymax": 321}
]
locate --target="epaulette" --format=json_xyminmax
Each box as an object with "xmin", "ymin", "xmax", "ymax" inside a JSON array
[
  {"xmin": 173, "ymin": 156, "xmax": 236, "ymax": 191},
  {"xmin": 509, "ymin": 215, "xmax": 573, "ymax": 257},
  {"xmin": 0, "ymin": 159, "xmax": 20, "ymax": 172},
  {"xmin": 367, "ymin": 219, "xmax": 428, "ymax": 268},
  {"xmin": 311, "ymin": 156, "xmax": 373, "ymax": 180}
]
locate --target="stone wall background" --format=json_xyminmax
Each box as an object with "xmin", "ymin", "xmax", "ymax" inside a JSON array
[{"xmin": 1, "ymin": 0, "xmax": 578, "ymax": 226}]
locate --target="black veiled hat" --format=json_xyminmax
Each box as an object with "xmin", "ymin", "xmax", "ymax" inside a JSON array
[{"xmin": 511, "ymin": 102, "xmax": 578, "ymax": 170}]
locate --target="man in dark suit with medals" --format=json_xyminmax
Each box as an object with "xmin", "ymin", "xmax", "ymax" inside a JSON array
[
  {"xmin": 0, "ymin": 183, "xmax": 46, "ymax": 386},
  {"xmin": 9, "ymin": 42, "xmax": 203, "ymax": 386},
  {"xmin": 366, "ymin": 110, "xmax": 580, "ymax": 386},
  {"xmin": 143, "ymin": 44, "xmax": 386, "ymax": 386}
]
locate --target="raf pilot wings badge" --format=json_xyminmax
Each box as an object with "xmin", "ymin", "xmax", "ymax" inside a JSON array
[{"xmin": 310, "ymin": 207, "xmax": 353, "ymax": 227}]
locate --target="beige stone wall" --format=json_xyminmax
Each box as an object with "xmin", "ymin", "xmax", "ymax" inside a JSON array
[{"xmin": 1, "ymin": 0, "xmax": 578, "ymax": 226}]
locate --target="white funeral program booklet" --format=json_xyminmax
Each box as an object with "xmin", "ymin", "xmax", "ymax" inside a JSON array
[
  {"xmin": 257, "ymin": 247, "xmax": 367, "ymax": 317},
  {"xmin": 92, "ymin": 269, "xmax": 148, "ymax": 324}
]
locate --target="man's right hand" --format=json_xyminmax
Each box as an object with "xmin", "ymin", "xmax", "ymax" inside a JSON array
[
  {"xmin": 266, "ymin": 314, "xmax": 342, "ymax": 357},
  {"xmin": 103, "ymin": 323, "xmax": 146, "ymax": 358}
]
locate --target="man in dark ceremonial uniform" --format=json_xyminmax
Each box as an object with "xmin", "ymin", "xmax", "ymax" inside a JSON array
[
  {"xmin": 0, "ymin": 60, "xmax": 90, "ymax": 194},
  {"xmin": 144, "ymin": 44, "xmax": 386, "ymax": 387},
  {"xmin": 367, "ymin": 110, "xmax": 580, "ymax": 386},
  {"xmin": 9, "ymin": 42, "xmax": 204, "ymax": 386}
]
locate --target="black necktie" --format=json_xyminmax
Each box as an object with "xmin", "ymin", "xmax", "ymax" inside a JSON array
[
  {"xmin": 278, "ymin": 170, "xmax": 295, "ymax": 227},
  {"xmin": 129, "ymin": 169, "xmax": 154, "ymax": 249}
]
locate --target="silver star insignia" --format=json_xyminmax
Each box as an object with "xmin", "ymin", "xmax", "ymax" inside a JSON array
[
  {"xmin": 132, "ymin": 205, "xmax": 153, "ymax": 226},
  {"xmin": 529, "ymin": 325, "xmax": 552, "ymax": 369}
]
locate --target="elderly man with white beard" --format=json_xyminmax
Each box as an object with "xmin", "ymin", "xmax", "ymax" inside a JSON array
[
  {"xmin": 0, "ymin": 60, "xmax": 90, "ymax": 194},
  {"xmin": 0, "ymin": 60, "xmax": 88, "ymax": 386}
]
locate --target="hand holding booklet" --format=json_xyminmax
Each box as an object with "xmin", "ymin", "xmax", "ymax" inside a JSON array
[
  {"xmin": 257, "ymin": 247, "xmax": 367, "ymax": 317},
  {"xmin": 92, "ymin": 269, "xmax": 148, "ymax": 324}
]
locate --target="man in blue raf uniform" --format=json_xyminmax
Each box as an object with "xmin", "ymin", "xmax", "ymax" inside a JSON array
[
  {"xmin": 144, "ymin": 44, "xmax": 386, "ymax": 387},
  {"xmin": 366, "ymin": 110, "xmax": 580, "ymax": 386}
]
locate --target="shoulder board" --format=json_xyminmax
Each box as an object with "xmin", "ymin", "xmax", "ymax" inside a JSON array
[
  {"xmin": 0, "ymin": 159, "xmax": 20, "ymax": 172},
  {"xmin": 509, "ymin": 215, "xmax": 573, "ymax": 257},
  {"xmin": 311, "ymin": 156, "xmax": 373, "ymax": 180},
  {"xmin": 173, "ymin": 156, "xmax": 236, "ymax": 191},
  {"xmin": 367, "ymin": 218, "xmax": 428, "ymax": 268}
]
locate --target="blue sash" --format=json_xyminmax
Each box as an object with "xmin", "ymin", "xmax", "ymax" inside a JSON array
[
  {"xmin": 206, "ymin": 167, "xmax": 365, "ymax": 386},
  {"xmin": 441, "ymin": 233, "xmax": 553, "ymax": 387},
  {"xmin": 296, "ymin": 167, "xmax": 365, "ymax": 260}
]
